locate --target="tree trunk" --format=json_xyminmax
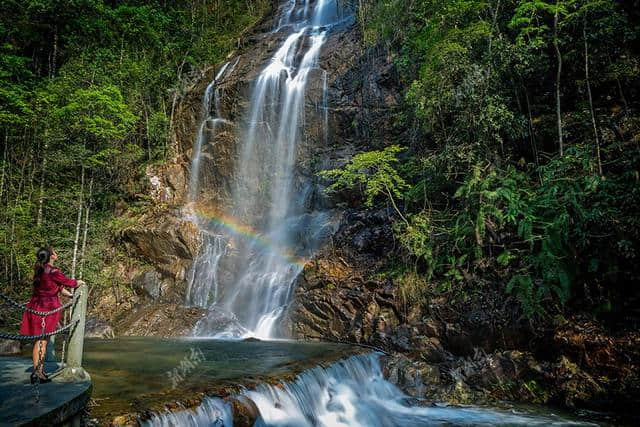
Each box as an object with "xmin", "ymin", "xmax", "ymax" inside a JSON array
[
  {"xmin": 583, "ymin": 19, "xmax": 603, "ymax": 176},
  {"xmin": 0, "ymin": 132, "xmax": 7, "ymax": 200},
  {"xmin": 27, "ymin": 133, "xmax": 38, "ymax": 199},
  {"xmin": 525, "ymin": 89, "xmax": 540, "ymax": 174},
  {"xmin": 71, "ymin": 167, "xmax": 85, "ymax": 279},
  {"xmin": 51, "ymin": 24, "xmax": 58, "ymax": 78},
  {"xmin": 383, "ymin": 183, "xmax": 409, "ymax": 226},
  {"xmin": 79, "ymin": 176, "xmax": 93, "ymax": 280},
  {"xmin": 553, "ymin": 2, "xmax": 564, "ymax": 156},
  {"xmin": 36, "ymin": 137, "xmax": 48, "ymax": 227},
  {"xmin": 9, "ymin": 146, "xmax": 28, "ymax": 284},
  {"xmin": 169, "ymin": 91, "xmax": 178, "ymax": 150},
  {"xmin": 144, "ymin": 102, "xmax": 151, "ymax": 161}
]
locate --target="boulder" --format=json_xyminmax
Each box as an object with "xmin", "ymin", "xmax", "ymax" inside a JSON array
[
  {"xmin": 85, "ymin": 316, "xmax": 115, "ymax": 339},
  {"xmin": 226, "ymin": 396, "xmax": 260, "ymax": 427},
  {"xmin": 120, "ymin": 213, "xmax": 200, "ymax": 278},
  {"xmin": 131, "ymin": 270, "xmax": 175, "ymax": 301}
]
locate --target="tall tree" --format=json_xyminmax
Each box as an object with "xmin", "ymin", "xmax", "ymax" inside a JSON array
[{"xmin": 511, "ymin": 0, "xmax": 569, "ymax": 155}]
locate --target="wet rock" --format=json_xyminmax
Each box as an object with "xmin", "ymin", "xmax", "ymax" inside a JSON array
[
  {"xmin": 131, "ymin": 270, "xmax": 177, "ymax": 301},
  {"xmin": 120, "ymin": 213, "xmax": 200, "ymax": 266},
  {"xmin": 413, "ymin": 336, "xmax": 447, "ymax": 363},
  {"xmin": 115, "ymin": 303, "xmax": 207, "ymax": 337},
  {"xmin": 119, "ymin": 212, "xmax": 201, "ymax": 290},
  {"xmin": 390, "ymin": 324, "xmax": 413, "ymax": 351},
  {"xmin": 226, "ymin": 396, "xmax": 260, "ymax": 427},
  {"xmin": 422, "ymin": 318, "xmax": 444, "ymax": 338},
  {"xmin": 382, "ymin": 353, "xmax": 441, "ymax": 398},
  {"xmin": 84, "ymin": 316, "xmax": 115, "ymax": 339},
  {"xmin": 553, "ymin": 356, "xmax": 606, "ymax": 409},
  {"xmin": 0, "ymin": 339, "xmax": 20, "ymax": 355},
  {"xmin": 110, "ymin": 414, "xmax": 138, "ymax": 427},
  {"xmin": 147, "ymin": 162, "xmax": 188, "ymax": 204}
]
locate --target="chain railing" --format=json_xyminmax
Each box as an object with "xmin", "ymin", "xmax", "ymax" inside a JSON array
[
  {"xmin": 0, "ymin": 283, "xmax": 89, "ymax": 402},
  {"xmin": 0, "ymin": 320, "xmax": 77, "ymax": 341},
  {"xmin": 0, "ymin": 292, "xmax": 75, "ymax": 318}
]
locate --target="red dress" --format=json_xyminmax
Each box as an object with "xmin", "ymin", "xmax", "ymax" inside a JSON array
[{"xmin": 20, "ymin": 264, "xmax": 78, "ymax": 336}]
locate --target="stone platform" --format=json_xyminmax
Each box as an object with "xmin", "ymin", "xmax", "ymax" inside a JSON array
[{"xmin": 0, "ymin": 357, "xmax": 92, "ymax": 426}]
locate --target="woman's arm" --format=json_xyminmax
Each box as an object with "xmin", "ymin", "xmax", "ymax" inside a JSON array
[
  {"xmin": 60, "ymin": 287, "xmax": 74, "ymax": 297},
  {"xmin": 50, "ymin": 268, "xmax": 78, "ymax": 288}
]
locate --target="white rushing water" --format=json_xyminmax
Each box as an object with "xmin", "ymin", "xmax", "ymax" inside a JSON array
[
  {"xmin": 188, "ymin": 61, "xmax": 235, "ymax": 202},
  {"xmin": 144, "ymin": 353, "xmax": 593, "ymax": 427},
  {"xmin": 143, "ymin": 396, "xmax": 233, "ymax": 427},
  {"xmin": 185, "ymin": 0, "xmax": 341, "ymax": 339}
]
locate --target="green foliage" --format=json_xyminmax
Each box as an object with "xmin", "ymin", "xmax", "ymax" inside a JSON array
[
  {"xmin": 0, "ymin": 0, "xmax": 269, "ymax": 305},
  {"xmin": 357, "ymin": 0, "xmax": 640, "ymax": 319},
  {"xmin": 56, "ymin": 85, "xmax": 136, "ymax": 144},
  {"xmin": 397, "ymin": 146, "xmax": 637, "ymax": 317},
  {"xmin": 321, "ymin": 145, "xmax": 408, "ymax": 207}
]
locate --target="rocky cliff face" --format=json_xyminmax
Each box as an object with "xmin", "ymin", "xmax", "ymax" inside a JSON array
[
  {"xmin": 290, "ymin": 205, "xmax": 640, "ymax": 413},
  {"xmin": 95, "ymin": 0, "xmax": 403, "ymax": 335},
  {"xmin": 91, "ymin": 0, "xmax": 639, "ymax": 416}
]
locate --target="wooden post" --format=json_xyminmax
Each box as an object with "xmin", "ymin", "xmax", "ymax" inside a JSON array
[{"xmin": 59, "ymin": 283, "xmax": 90, "ymax": 382}]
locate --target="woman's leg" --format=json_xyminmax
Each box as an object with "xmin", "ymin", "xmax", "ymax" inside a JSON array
[{"xmin": 32, "ymin": 339, "xmax": 47, "ymax": 373}]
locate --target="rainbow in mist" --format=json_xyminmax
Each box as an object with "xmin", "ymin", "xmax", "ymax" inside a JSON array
[{"xmin": 183, "ymin": 205, "xmax": 308, "ymax": 268}]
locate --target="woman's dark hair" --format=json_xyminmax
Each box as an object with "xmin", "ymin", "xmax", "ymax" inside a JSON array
[{"xmin": 34, "ymin": 247, "xmax": 53, "ymax": 282}]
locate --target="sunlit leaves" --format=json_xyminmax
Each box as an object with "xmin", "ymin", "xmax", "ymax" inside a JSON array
[{"xmin": 320, "ymin": 145, "xmax": 408, "ymax": 207}]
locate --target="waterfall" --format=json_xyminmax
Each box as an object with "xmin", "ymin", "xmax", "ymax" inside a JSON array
[
  {"xmin": 185, "ymin": 0, "xmax": 342, "ymax": 339},
  {"xmin": 143, "ymin": 353, "xmax": 588, "ymax": 427},
  {"xmin": 185, "ymin": 234, "xmax": 227, "ymax": 308},
  {"xmin": 188, "ymin": 62, "xmax": 233, "ymax": 202}
]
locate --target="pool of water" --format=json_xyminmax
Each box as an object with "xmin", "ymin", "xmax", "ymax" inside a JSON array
[
  {"xmin": 28, "ymin": 337, "xmax": 359, "ymax": 421},
  {"xmin": 18, "ymin": 338, "xmax": 612, "ymax": 425},
  {"xmin": 82, "ymin": 337, "xmax": 357, "ymax": 399}
]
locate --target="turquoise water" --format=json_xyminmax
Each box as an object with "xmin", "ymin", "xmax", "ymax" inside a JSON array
[{"xmin": 79, "ymin": 337, "xmax": 358, "ymax": 420}]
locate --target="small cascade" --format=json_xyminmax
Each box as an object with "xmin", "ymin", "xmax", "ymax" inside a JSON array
[
  {"xmin": 188, "ymin": 61, "xmax": 234, "ymax": 202},
  {"xmin": 142, "ymin": 397, "xmax": 233, "ymax": 427},
  {"xmin": 186, "ymin": 0, "xmax": 344, "ymax": 339},
  {"xmin": 185, "ymin": 234, "xmax": 227, "ymax": 308},
  {"xmin": 321, "ymin": 69, "xmax": 329, "ymax": 146},
  {"xmin": 143, "ymin": 353, "xmax": 590, "ymax": 427}
]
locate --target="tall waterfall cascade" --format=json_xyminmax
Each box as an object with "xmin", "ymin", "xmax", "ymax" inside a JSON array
[
  {"xmin": 184, "ymin": 0, "xmax": 345, "ymax": 339},
  {"xmin": 143, "ymin": 353, "xmax": 590, "ymax": 427}
]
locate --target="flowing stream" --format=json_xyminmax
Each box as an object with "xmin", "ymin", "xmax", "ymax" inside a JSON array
[
  {"xmin": 185, "ymin": 0, "xmax": 341, "ymax": 339},
  {"xmin": 144, "ymin": 352, "xmax": 595, "ymax": 427}
]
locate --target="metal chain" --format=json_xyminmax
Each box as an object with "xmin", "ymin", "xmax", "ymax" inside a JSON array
[
  {"xmin": 0, "ymin": 289, "xmax": 82, "ymax": 404},
  {"xmin": 0, "ymin": 292, "xmax": 74, "ymax": 316},
  {"xmin": 0, "ymin": 320, "xmax": 77, "ymax": 341},
  {"xmin": 33, "ymin": 318, "xmax": 46, "ymax": 402}
]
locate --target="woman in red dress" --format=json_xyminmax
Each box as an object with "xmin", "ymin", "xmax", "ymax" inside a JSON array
[{"xmin": 20, "ymin": 247, "xmax": 83, "ymax": 383}]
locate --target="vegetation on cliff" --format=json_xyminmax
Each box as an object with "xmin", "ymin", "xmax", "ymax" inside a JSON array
[
  {"xmin": 325, "ymin": 0, "xmax": 640, "ymax": 322},
  {"xmin": 0, "ymin": 0, "xmax": 268, "ymax": 327}
]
